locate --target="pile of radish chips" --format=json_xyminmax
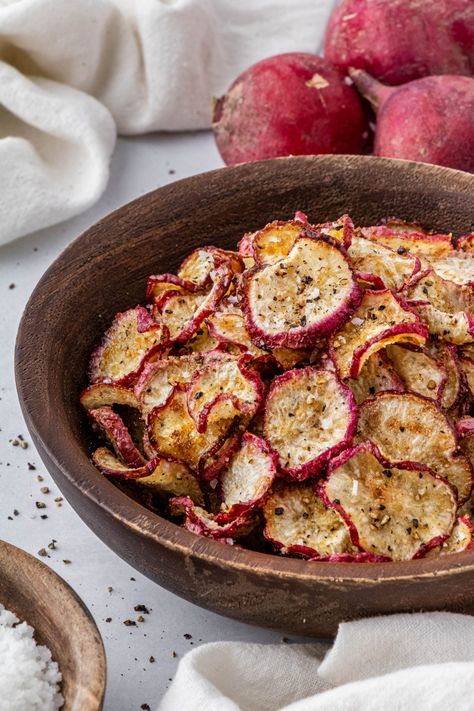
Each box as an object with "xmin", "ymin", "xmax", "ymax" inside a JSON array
[{"xmin": 81, "ymin": 213, "xmax": 474, "ymax": 562}]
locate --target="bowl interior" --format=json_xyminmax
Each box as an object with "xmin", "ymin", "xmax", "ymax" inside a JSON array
[
  {"xmin": 0, "ymin": 540, "xmax": 105, "ymax": 711},
  {"xmin": 15, "ymin": 155, "xmax": 474, "ymax": 588}
]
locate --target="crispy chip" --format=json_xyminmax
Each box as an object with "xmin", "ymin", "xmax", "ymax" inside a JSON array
[
  {"xmin": 345, "ymin": 350, "xmax": 404, "ymax": 404},
  {"xmin": 187, "ymin": 352, "xmax": 263, "ymax": 433},
  {"xmin": 357, "ymin": 392, "xmax": 473, "ymax": 502},
  {"xmin": 157, "ymin": 264, "xmax": 232, "ymax": 344},
  {"xmin": 426, "ymin": 251, "xmax": 474, "ymax": 287},
  {"xmin": 264, "ymin": 367, "xmax": 356, "ymax": 480},
  {"xmin": 385, "ymin": 344, "xmax": 447, "ymax": 402},
  {"xmin": 330, "ymin": 290, "xmax": 428, "ymax": 379},
  {"xmin": 426, "ymin": 340, "xmax": 462, "ymax": 410},
  {"xmin": 169, "ymin": 495, "xmax": 256, "ymax": 540},
  {"xmin": 135, "ymin": 354, "xmax": 205, "ymax": 416},
  {"xmin": 148, "ymin": 387, "xmax": 234, "ymax": 470},
  {"xmin": 426, "ymin": 515, "xmax": 473, "ymax": 556},
  {"xmin": 220, "ymin": 433, "xmax": 277, "ymax": 515},
  {"xmin": 89, "ymin": 406, "xmax": 146, "ymax": 468},
  {"xmin": 249, "ymin": 220, "xmax": 305, "ymax": 266},
  {"xmin": 361, "ymin": 224, "xmax": 453, "ymax": 257},
  {"xmin": 313, "ymin": 214, "xmax": 354, "ymax": 249},
  {"xmin": 89, "ymin": 307, "xmax": 166, "ymax": 386},
  {"xmin": 134, "ymin": 458, "xmax": 204, "ymax": 504},
  {"xmin": 199, "ymin": 432, "xmax": 242, "ymax": 482},
  {"xmin": 348, "ymin": 235, "xmax": 420, "ymax": 291},
  {"xmin": 92, "ymin": 447, "xmax": 151, "ymax": 478},
  {"xmin": 404, "ymin": 270, "xmax": 474, "ymax": 345},
  {"xmin": 244, "ymin": 236, "xmax": 360, "ymax": 349},
  {"xmin": 263, "ymin": 483, "xmax": 354, "ymax": 558},
  {"xmin": 323, "ymin": 441, "xmax": 456, "ymax": 560},
  {"xmin": 80, "ymin": 383, "xmax": 140, "ymax": 410},
  {"xmin": 146, "ymin": 273, "xmax": 198, "ymax": 302}
]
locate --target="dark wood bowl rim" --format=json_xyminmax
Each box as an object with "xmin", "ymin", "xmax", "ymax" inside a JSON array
[{"xmin": 15, "ymin": 155, "xmax": 474, "ymax": 585}]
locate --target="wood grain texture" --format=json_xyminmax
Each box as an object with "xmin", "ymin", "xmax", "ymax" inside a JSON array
[
  {"xmin": 0, "ymin": 540, "xmax": 106, "ymax": 710},
  {"xmin": 15, "ymin": 155, "xmax": 474, "ymax": 637}
]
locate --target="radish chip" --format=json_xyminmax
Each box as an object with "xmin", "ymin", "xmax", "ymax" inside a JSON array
[
  {"xmin": 357, "ymin": 392, "xmax": 473, "ymax": 502},
  {"xmin": 405, "ymin": 270, "xmax": 474, "ymax": 345},
  {"xmin": 89, "ymin": 307, "xmax": 166, "ymax": 385},
  {"xmin": 323, "ymin": 442, "xmax": 456, "ymax": 560},
  {"xmin": 330, "ymin": 289, "xmax": 428, "ymax": 379},
  {"xmin": 244, "ymin": 236, "xmax": 360, "ymax": 349},
  {"xmin": 220, "ymin": 433, "xmax": 277, "ymax": 515},
  {"xmin": 89, "ymin": 407, "xmax": 145, "ymax": 468},
  {"xmin": 148, "ymin": 387, "xmax": 235, "ymax": 470},
  {"xmin": 361, "ymin": 224, "xmax": 453, "ymax": 258},
  {"xmin": 80, "ymin": 383, "xmax": 140, "ymax": 410},
  {"xmin": 264, "ymin": 367, "xmax": 356, "ymax": 480},
  {"xmin": 187, "ymin": 352, "xmax": 263, "ymax": 432},
  {"xmin": 348, "ymin": 235, "xmax": 420, "ymax": 291},
  {"xmin": 263, "ymin": 483, "xmax": 354, "ymax": 558},
  {"xmin": 385, "ymin": 344, "xmax": 447, "ymax": 402},
  {"xmin": 426, "ymin": 515, "xmax": 473, "ymax": 557},
  {"xmin": 345, "ymin": 350, "xmax": 403, "ymax": 404},
  {"xmin": 169, "ymin": 496, "xmax": 256, "ymax": 540}
]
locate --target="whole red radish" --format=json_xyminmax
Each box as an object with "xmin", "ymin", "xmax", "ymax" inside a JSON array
[
  {"xmin": 350, "ymin": 69, "xmax": 474, "ymax": 173},
  {"xmin": 212, "ymin": 53, "xmax": 368, "ymax": 166},
  {"xmin": 325, "ymin": 0, "xmax": 474, "ymax": 85}
]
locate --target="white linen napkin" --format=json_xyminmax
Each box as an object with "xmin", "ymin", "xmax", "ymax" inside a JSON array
[
  {"xmin": 159, "ymin": 612, "xmax": 474, "ymax": 710},
  {"xmin": 0, "ymin": 0, "xmax": 337, "ymax": 246}
]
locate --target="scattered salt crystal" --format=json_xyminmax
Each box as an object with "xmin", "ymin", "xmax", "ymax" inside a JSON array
[
  {"xmin": 0, "ymin": 604, "xmax": 63, "ymax": 710},
  {"xmin": 352, "ymin": 479, "xmax": 359, "ymax": 496},
  {"xmin": 351, "ymin": 317, "xmax": 364, "ymax": 326}
]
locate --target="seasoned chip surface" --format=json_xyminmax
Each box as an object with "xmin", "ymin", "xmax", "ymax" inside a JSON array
[
  {"xmin": 324, "ymin": 443, "xmax": 456, "ymax": 560},
  {"xmin": 357, "ymin": 392, "xmax": 473, "ymax": 502},
  {"xmin": 245, "ymin": 236, "xmax": 360, "ymax": 348},
  {"xmin": 89, "ymin": 307, "xmax": 165, "ymax": 385},
  {"xmin": 221, "ymin": 433, "xmax": 276, "ymax": 510},
  {"xmin": 330, "ymin": 290, "xmax": 428, "ymax": 379},
  {"xmin": 148, "ymin": 388, "xmax": 234, "ymax": 470},
  {"xmin": 263, "ymin": 484, "xmax": 354, "ymax": 557},
  {"xmin": 385, "ymin": 344, "xmax": 447, "ymax": 402},
  {"xmin": 348, "ymin": 235, "xmax": 419, "ymax": 291},
  {"xmin": 264, "ymin": 367, "xmax": 356, "ymax": 479},
  {"xmin": 345, "ymin": 350, "xmax": 403, "ymax": 404}
]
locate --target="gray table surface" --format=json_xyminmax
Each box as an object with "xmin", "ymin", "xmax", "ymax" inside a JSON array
[{"xmin": 0, "ymin": 132, "xmax": 309, "ymax": 711}]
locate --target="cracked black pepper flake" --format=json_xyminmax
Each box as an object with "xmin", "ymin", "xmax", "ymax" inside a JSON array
[
  {"xmin": 105, "ymin": 617, "xmax": 112, "ymax": 623},
  {"xmin": 40, "ymin": 515, "xmax": 48, "ymax": 520},
  {"xmin": 141, "ymin": 704, "xmax": 151, "ymax": 710},
  {"xmin": 397, "ymin": 247, "xmax": 406, "ymax": 255},
  {"xmin": 13, "ymin": 509, "xmax": 19, "ymax": 516},
  {"xmin": 8, "ymin": 283, "xmax": 15, "ymax": 289},
  {"xmin": 63, "ymin": 559, "xmax": 72, "ymax": 565},
  {"xmin": 35, "ymin": 501, "xmax": 46, "ymax": 509},
  {"xmin": 38, "ymin": 548, "xmax": 48, "ymax": 557},
  {"xmin": 40, "ymin": 486, "xmax": 50, "ymax": 494},
  {"xmin": 183, "ymin": 633, "xmax": 192, "ymax": 639},
  {"xmin": 134, "ymin": 604, "xmax": 150, "ymax": 614},
  {"xmin": 383, "ymin": 470, "xmax": 392, "ymax": 478},
  {"xmin": 48, "ymin": 540, "xmax": 57, "ymax": 550},
  {"xmin": 149, "ymin": 656, "xmax": 155, "ymax": 663},
  {"xmin": 274, "ymin": 507, "xmax": 284, "ymax": 516},
  {"xmin": 123, "ymin": 619, "xmax": 137, "ymax": 627},
  {"xmin": 137, "ymin": 616, "xmax": 145, "ymax": 623},
  {"xmin": 27, "ymin": 462, "xmax": 36, "ymax": 470}
]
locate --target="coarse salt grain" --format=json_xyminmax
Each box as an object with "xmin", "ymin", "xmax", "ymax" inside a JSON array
[{"xmin": 0, "ymin": 604, "xmax": 63, "ymax": 710}]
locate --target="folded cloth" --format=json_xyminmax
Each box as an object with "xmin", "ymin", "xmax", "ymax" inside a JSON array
[
  {"xmin": 0, "ymin": 0, "xmax": 337, "ymax": 246},
  {"xmin": 159, "ymin": 612, "xmax": 474, "ymax": 711}
]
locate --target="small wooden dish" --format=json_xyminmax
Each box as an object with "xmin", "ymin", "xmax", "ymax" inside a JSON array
[
  {"xmin": 15, "ymin": 155, "xmax": 474, "ymax": 637},
  {"xmin": 0, "ymin": 540, "xmax": 106, "ymax": 710}
]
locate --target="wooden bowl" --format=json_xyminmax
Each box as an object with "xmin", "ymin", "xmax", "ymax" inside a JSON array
[
  {"xmin": 0, "ymin": 540, "xmax": 106, "ymax": 710},
  {"xmin": 15, "ymin": 155, "xmax": 474, "ymax": 637}
]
